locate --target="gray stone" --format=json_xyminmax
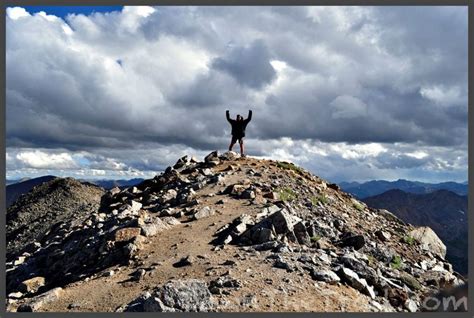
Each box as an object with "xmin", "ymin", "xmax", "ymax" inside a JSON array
[
  {"xmin": 409, "ymin": 227, "xmax": 446, "ymax": 259},
  {"xmin": 193, "ymin": 206, "xmax": 215, "ymax": 220},
  {"xmin": 339, "ymin": 234, "xmax": 365, "ymax": 250},
  {"xmin": 404, "ymin": 299, "xmax": 418, "ymax": 312},
  {"xmin": 157, "ymin": 279, "xmax": 215, "ymax": 311},
  {"xmin": 339, "ymin": 267, "xmax": 375, "ymax": 299},
  {"xmin": 160, "ymin": 189, "xmax": 178, "ymax": 204},
  {"xmin": 375, "ymin": 230, "xmax": 392, "ymax": 241},
  {"xmin": 311, "ymin": 269, "xmax": 341, "ymax": 283},
  {"xmin": 17, "ymin": 287, "xmax": 63, "ymax": 312}
]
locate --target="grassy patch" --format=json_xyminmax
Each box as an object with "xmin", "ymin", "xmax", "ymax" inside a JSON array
[
  {"xmin": 402, "ymin": 235, "xmax": 416, "ymax": 246},
  {"xmin": 367, "ymin": 254, "xmax": 376, "ymax": 266},
  {"xmin": 278, "ymin": 187, "xmax": 297, "ymax": 202},
  {"xmin": 353, "ymin": 202, "xmax": 365, "ymax": 211},
  {"xmin": 310, "ymin": 235, "xmax": 321, "ymax": 242},
  {"xmin": 311, "ymin": 194, "xmax": 328, "ymax": 206},
  {"xmin": 390, "ymin": 255, "xmax": 404, "ymax": 270},
  {"xmin": 277, "ymin": 161, "xmax": 304, "ymax": 174}
]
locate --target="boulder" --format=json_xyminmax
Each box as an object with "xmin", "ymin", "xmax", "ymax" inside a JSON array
[
  {"xmin": 19, "ymin": 276, "xmax": 45, "ymax": 293},
  {"xmin": 220, "ymin": 151, "xmax": 240, "ymax": 161},
  {"xmin": 142, "ymin": 279, "xmax": 215, "ymax": 312},
  {"xmin": 339, "ymin": 234, "xmax": 365, "ymax": 250},
  {"xmin": 160, "ymin": 189, "xmax": 178, "ymax": 204},
  {"xmin": 375, "ymin": 230, "xmax": 392, "ymax": 241},
  {"xmin": 193, "ymin": 206, "xmax": 215, "ymax": 220},
  {"xmin": 311, "ymin": 269, "xmax": 341, "ymax": 283},
  {"xmin": 173, "ymin": 255, "xmax": 194, "ymax": 268},
  {"xmin": 204, "ymin": 151, "xmax": 219, "ymax": 163},
  {"xmin": 240, "ymin": 209, "xmax": 301, "ymax": 244},
  {"xmin": 17, "ymin": 288, "xmax": 63, "ymax": 312},
  {"xmin": 339, "ymin": 267, "xmax": 376, "ymax": 299},
  {"xmin": 138, "ymin": 216, "xmax": 170, "ymax": 237},
  {"xmin": 293, "ymin": 222, "xmax": 311, "ymax": 245},
  {"xmin": 409, "ymin": 227, "xmax": 446, "ymax": 259}
]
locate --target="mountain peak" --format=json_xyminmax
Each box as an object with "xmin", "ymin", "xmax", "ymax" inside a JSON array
[{"xmin": 6, "ymin": 151, "xmax": 466, "ymax": 312}]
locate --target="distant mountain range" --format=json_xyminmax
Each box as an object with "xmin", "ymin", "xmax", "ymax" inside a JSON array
[
  {"xmin": 363, "ymin": 189, "xmax": 468, "ymax": 275},
  {"xmin": 339, "ymin": 179, "xmax": 468, "ymax": 199},
  {"xmin": 5, "ymin": 176, "xmax": 144, "ymax": 208}
]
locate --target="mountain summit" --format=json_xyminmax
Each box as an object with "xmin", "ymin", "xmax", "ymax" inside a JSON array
[{"xmin": 6, "ymin": 151, "xmax": 466, "ymax": 312}]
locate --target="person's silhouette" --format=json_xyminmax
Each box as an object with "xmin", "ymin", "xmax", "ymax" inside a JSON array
[{"xmin": 226, "ymin": 109, "xmax": 252, "ymax": 157}]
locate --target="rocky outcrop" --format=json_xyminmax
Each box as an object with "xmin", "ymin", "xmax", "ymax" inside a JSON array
[
  {"xmin": 121, "ymin": 280, "xmax": 215, "ymax": 312},
  {"xmin": 6, "ymin": 151, "xmax": 466, "ymax": 313}
]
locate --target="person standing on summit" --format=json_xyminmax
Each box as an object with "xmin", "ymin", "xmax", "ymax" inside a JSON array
[{"xmin": 226, "ymin": 109, "xmax": 252, "ymax": 157}]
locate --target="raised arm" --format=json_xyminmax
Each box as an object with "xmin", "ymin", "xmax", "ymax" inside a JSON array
[
  {"xmin": 245, "ymin": 109, "xmax": 252, "ymax": 123},
  {"xmin": 226, "ymin": 110, "xmax": 232, "ymax": 123}
]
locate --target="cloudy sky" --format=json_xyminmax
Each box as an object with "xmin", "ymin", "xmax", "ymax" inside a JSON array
[{"xmin": 6, "ymin": 6, "xmax": 468, "ymax": 183}]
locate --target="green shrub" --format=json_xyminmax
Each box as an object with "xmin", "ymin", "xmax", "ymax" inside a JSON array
[
  {"xmin": 310, "ymin": 235, "xmax": 321, "ymax": 242},
  {"xmin": 353, "ymin": 202, "xmax": 364, "ymax": 211},
  {"xmin": 279, "ymin": 187, "xmax": 297, "ymax": 202},
  {"xmin": 390, "ymin": 255, "xmax": 403, "ymax": 270},
  {"xmin": 277, "ymin": 161, "xmax": 304, "ymax": 174},
  {"xmin": 403, "ymin": 235, "xmax": 416, "ymax": 246},
  {"xmin": 311, "ymin": 194, "xmax": 328, "ymax": 206}
]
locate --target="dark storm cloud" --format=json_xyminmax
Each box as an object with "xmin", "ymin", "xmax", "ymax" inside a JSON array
[
  {"xmin": 211, "ymin": 40, "xmax": 276, "ymax": 89},
  {"xmin": 5, "ymin": 6, "xmax": 467, "ymax": 181}
]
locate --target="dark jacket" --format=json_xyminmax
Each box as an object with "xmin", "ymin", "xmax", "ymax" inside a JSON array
[{"xmin": 226, "ymin": 110, "xmax": 252, "ymax": 137}]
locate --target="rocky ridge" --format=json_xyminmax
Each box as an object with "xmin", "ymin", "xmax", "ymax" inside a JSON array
[{"xmin": 6, "ymin": 151, "xmax": 467, "ymax": 312}]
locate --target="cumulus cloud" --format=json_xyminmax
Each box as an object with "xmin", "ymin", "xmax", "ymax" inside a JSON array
[{"xmin": 5, "ymin": 6, "xmax": 468, "ymax": 182}]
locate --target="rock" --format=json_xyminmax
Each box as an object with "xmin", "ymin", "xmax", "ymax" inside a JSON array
[
  {"xmin": 193, "ymin": 206, "xmax": 215, "ymax": 220},
  {"xmin": 230, "ymin": 184, "xmax": 247, "ymax": 196},
  {"xmin": 293, "ymin": 222, "xmax": 310, "ymax": 245},
  {"xmin": 375, "ymin": 230, "xmax": 392, "ymax": 241},
  {"xmin": 311, "ymin": 269, "xmax": 341, "ymax": 283},
  {"xmin": 241, "ymin": 189, "xmax": 256, "ymax": 199},
  {"xmin": 204, "ymin": 151, "xmax": 219, "ymax": 163},
  {"xmin": 160, "ymin": 189, "xmax": 178, "ymax": 204},
  {"xmin": 201, "ymin": 168, "xmax": 213, "ymax": 176},
  {"xmin": 114, "ymin": 227, "xmax": 142, "ymax": 242},
  {"xmin": 222, "ymin": 260, "xmax": 236, "ymax": 266},
  {"xmin": 144, "ymin": 279, "xmax": 215, "ymax": 312},
  {"xmin": 17, "ymin": 287, "xmax": 63, "ymax": 312},
  {"xmin": 327, "ymin": 183, "xmax": 340, "ymax": 190},
  {"xmin": 338, "ymin": 267, "xmax": 375, "ymax": 299},
  {"xmin": 386, "ymin": 288, "xmax": 408, "ymax": 307},
  {"xmin": 161, "ymin": 217, "xmax": 181, "ymax": 226},
  {"xmin": 404, "ymin": 299, "xmax": 418, "ymax": 312},
  {"xmin": 132, "ymin": 268, "xmax": 146, "ymax": 281},
  {"xmin": 240, "ymin": 209, "xmax": 301, "ymax": 245},
  {"xmin": 13, "ymin": 256, "xmax": 26, "ymax": 266},
  {"xmin": 173, "ymin": 255, "xmax": 194, "ymax": 268},
  {"xmin": 339, "ymin": 234, "xmax": 365, "ymax": 250},
  {"xmin": 130, "ymin": 200, "xmax": 143, "ymax": 213},
  {"xmin": 209, "ymin": 276, "xmax": 242, "ymax": 294},
  {"xmin": 8, "ymin": 291, "xmax": 23, "ymax": 299},
  {"xmin": 138, "ymin": 214, "xmax": 169, "ymax": 237},
  {"xmin": 19, "ymin": 276, "xmax": 46, "ymax": 293},
  {"xmin": 220, "ymin": 151, "xmax": 240, "ymax": 161},
  {"xmin": 173, "ymin": 156, "xmax": 189, "ymax": 169},
  {"xmin": 240, "ymin": 294, "xmax": 257, "ymax": 306},
  {"xmin": 409, "ymin": 227, "xmax": 446, "ymax": 259},
  {"xmin": 273, "ymin": 258, "xmax": 294, "ymax": 272},
  {"xmin": 109, "ymin": 187, "xmax": 121, "ymax": 195},
  {"xmin": 263, "ymin": 191, "xmax": 280, "ymax": 200}
]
